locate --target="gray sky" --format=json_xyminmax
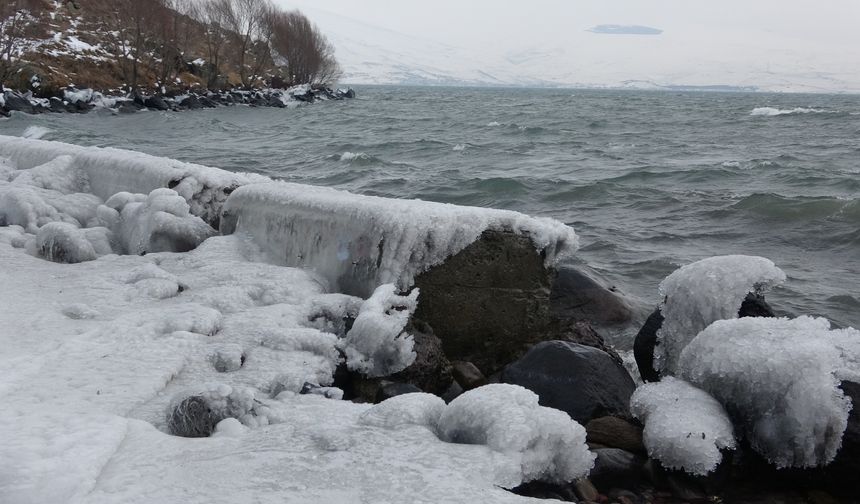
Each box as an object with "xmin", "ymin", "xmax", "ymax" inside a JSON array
[{"xmin": 277, "ymin": 0, "xmax": 860, "ymax": 91}]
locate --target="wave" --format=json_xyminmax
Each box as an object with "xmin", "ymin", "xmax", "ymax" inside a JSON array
[
  {"xmin": 732, "ymin": 193, "xmax": 860, "ymax": 221},
  {"xmin": 749, "ymin": 107, "xmax": 839, "ymax": 117},
  {"xmin": 22, "ymin": 125, "xmax": 51, "ymax": 139},
  {"xmin": 452, "ymin": 144, "xmax": 466, "ymax": 151}
]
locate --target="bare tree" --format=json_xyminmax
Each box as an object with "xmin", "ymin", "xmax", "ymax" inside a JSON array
[
  {"xmin": 270, "ymin": 9, "xmax": 339, "ymax": 86},
  {"xmin": 102, "ymin": 0, "xmax": 171, "ymax": 89},
  {"xmin": 0, "ymin": 0, "xmax": 44, "ymax": 85},
  {"xmin": 217, "ymin": 0, "xmax": 271, "ymax": 88}
]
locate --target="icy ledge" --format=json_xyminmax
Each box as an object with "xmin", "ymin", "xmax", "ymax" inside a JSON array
[{"xmin": 220, "ymin": 181, "xmax": 578, "ymax": 296}]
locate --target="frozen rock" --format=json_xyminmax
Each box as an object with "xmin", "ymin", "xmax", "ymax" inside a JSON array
[
  {"xmin": 338, "ymin": 284, "xmax": 418, "ymax": 378},
  {"xmin": 35, "ymin": 222, "xmax": 114, "ymax": 263},
  {"xmin": 678, "ymin": 316, "xmax": 859, "ymax": 469},
  {"xmin": 630, "ymin": 377, "xmax": 736, "ymax": 476},
  {"xmin": 99, "ymin": 188, "xmax": 216, "ymax": 255},
  {"xmin": 437, "ymin": 383, "xmax": 595, "ymax": 486},
  {"xmin": 500, "ymin": 341, "xmax": 636, "ymax": 424},
  {"xmin": 358, "ymin": 392, "xmax": 446, "ymax": 430},
  {"xmin": 654, "ymin": 255, "xmax": 786, "ymax": 376},
  {"xmin": 166, "ymin": 384, "xmax": 259, "ymax": 437}
]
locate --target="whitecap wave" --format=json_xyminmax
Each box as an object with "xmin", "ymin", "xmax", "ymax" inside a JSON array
[
  {"xmin": 750, "ymin": 107, "xmax": 832, "ymax": 116},
  {"xmin": 452, "ymin": 144, "xmax": 466, "ymax": 151},
  {"xmin": 22, "ymin": 126, "xmax": 51, "ymax": 140},
  {"xmin": 339, "ymin": 151, "xmax": 371, "ymax": 162},
  {"xmin": 486, "ymin": 121, "xmax": 501, "ymax": 127}
]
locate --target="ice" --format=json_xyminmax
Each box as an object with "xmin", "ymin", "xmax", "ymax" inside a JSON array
[
  {"xmin": 99, "ymin": 188, "xmax": 216, "ymax": 255},
  {"xmin": 0, "ymin": 136, "xmax": 268, "ymax": 226},
  {"xmin": 338, "ymin": 283, "xmax": 418, "ymax": 377},
  {"xmin": 0, "ymin": 181, "xmax": 102, "ymax": 232},
  {"xmin": 655, "ymin": 255, "xmax": 786, "ymax": 375},
  {"xmin": 679, "ymin": 316, "xmax": 860, "ymax": 468},
  {"xmin": 437, "ymin": 384, "xmax": 595, "ymax": 486},
  {"xmin": 21, "ymin": 125, "xmax": 51, "ymax": 140},
  {"xmin": 35, "ymin": 221, "xmax": 114, "ymax": 263},
  {"xmin": 630, "ymin": 377, "xmax": 736, "ymax": 475},
  {"xmin": 359, "ymin": 392, "xmax": 447, "ymax": 430},
  {"xmin": 220, "ymin": 181, "xmax": 577, "ymax": 296}
]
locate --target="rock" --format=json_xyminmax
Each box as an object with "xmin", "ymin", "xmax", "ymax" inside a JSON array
[
  {"xmin": 821, "ymin": 380, "xmax": 860, "ymax": 497},
  {"xmin": 166, "ymin": 396, "xmax": 222, "ymax": 438},
  {"xmin": 389, "ymin": 320, "xmax": 453, "ymax": 395},
  {"xmin": 178, "ymin": 95, "xmax": 203, "ymax": 110},
  {"xmin": 300, "ymin": 382, "xmax": 344, "ymax": 400},
  {"xmin": 590, "ymin": 448, "xmax": 647, "ymax": 493},
  {"xmin": 586, "ymin": 416, "xmax": 645, "ymax": 453},
  {"xmin": 375, "ymin": 382, "xmax": 421, "ymax": 402},
  {"xmin": 48, "ymin": 97, "xmax": 66, "ymax": 113},
  {"xmin": 510, "ymin": 480, "xmax": 578, "ymax": 501},
  {"xmin": 144, "ymin": 95, "xmax": 169, "ymax": 111},
  {"xmin": 131, "ymin": 91, "xmax": 146, "ymax": 107},
  {"xmin": 343, "ymin": 88, "xmax": 356, "ymax": 99},
  {"xmin": 4, "ymin": 92, "xmax": 35, "ymax": 113},
  {"xmin": 549, "ymin": 318, "xmax": 623, "ymax": 364},
  {"xmin": 199, "ymin": 96, "xmax": 218, "ymax": 108},
  {"xmin": 116, "ymin": 100, "xmax": 139, "ymax": 114},
  {"xmin": 550, "ymin": 264, "xmax": 636, "ymax": 328},
  {"xmin": 440, "ymin": 380, "xmax": 463, "ymax": 403},
  {"xmin": 608, "ymin": 489, "xmax": 641, "ymax": 504},
  {"xmin": 633, "ymin": 292, "xmax": 777, "ymax": 383},
  {"xmin": 266, "ymin": 95, "xmax": 286, "ymax": 108},
  {"xmin": 451, "ymin": 361, "xmax": 486, "ymax": 390},
  {"xmin": 413, "ymin": 230, "xmax": 554, "ymax": 375},
  {"xmin": 574, "ymin": 478, "xmax": 600, "ymax": 502},
  {"xmin": 500, "ymin": 341, "xmax": 636, "ymax": 424},
  {"xmin": 72, "ymin": 100, "xmax": 93, "ymax": 113}
]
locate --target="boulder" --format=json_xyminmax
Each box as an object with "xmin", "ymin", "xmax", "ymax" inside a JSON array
[
  {"xmin": 199, "ymin": 96, "xmax": 218, "ymax": 108},
  {"xmin": 500, "ymin": 341, "xmax": 636, "ymax": 424},
  {"xmin": 166, "ymin": 396, "xmax": 222, "ymax": 438},
  {"xmin": 633, "ymin": 292, "xmax": 777, "ymax": 383},
  {"xmin": 590, "ymin": 448, "xmax": 647, "ymax": 493},
  {"xmin": 550, "ymin": 264, "xmax": 636, "ymax": 328},
  {"xmin": 414, "ymin": 230, "xmax": 554, "ymax": 375},
  {"xmin": 389, "ymin": 320, "xmax": 453, "ymax": 395},
  {"xmin": 48, "ymin": 97, "xmax": 66, "ymax": 113},
  {"xmin": 144, "ymin": 95, "xmax": 169, "ymax": 111},
  {"xmin": 586, "ymin": 416, "xmax": 645, "ymax": 453},
  {"xmin": 116, "ymin": 100, "xmax": 139, "ymax": 114},
  {"xmin": 375, "ymin": 382, "xmax": 422, "ymax": 402},
  {"xmin": 178, "ymin": 95, "xmax": 203, "ymax": 110},
  {"xmin": 4, "ymin": 92, "xmax": 35, "ymax": 114},
  {"xmin": 450, "ymin": 361, "xmax": 486, "ymax": 390},
  {"xmin": 549, "ymin": 318, "xmax": 623, "ymax": 364}
]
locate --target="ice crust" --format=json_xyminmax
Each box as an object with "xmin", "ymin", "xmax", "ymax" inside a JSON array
[
  {"xmin": 437, "ymin": 384, "xmax": 595, "ymax": 486},
  {"xmin": 630, "ymin": 377, "xmax": 736, "ymax": 475},
  {"xmin": 679, "ymin": 316, "xmax": 860, "ymax": 468},
  {"xmin": 655, "ymin": 255, "xmax": 786, "ymax": 375},
  {"xmin": 359, "ymin": 392, "xmax": 447, "ymax": 430},
  {"xmin": 339, "ymin": 283, "xmax": 419, "ymax": 377},
  {"xmin": 220, "ymin": 181, "xmax": 578, "ymax": 296}
]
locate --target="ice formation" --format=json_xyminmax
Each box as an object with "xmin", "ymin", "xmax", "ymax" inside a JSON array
[
  {"xmin": 98, "ymin": 188, "xmax": 216, "ymax": 255},
  {"xmin": 655, "ymin": 255, "xmax": 786, "ymax": 376},
  {"xmin": 630, "ymin": 377, "xmax": 736, "ymax": 475},
  {"xmin": 338, "ymin": 283, "xmax": 418, "ymax": 377},
  {"xmin": 220, "ymin": 181, "xmax": 578, "ymax": 296},
  {"xmin": 679, "ymin": 316, "xmax": 860, "ymax": 468},
  {"xmin": 358, "ymin": 392, "xmax": 447, "ymax": 430},
  {"xmin": 437, "ymin": 384, "xmax": 595, "ymax": 486},
  {"xmin": 35, "ymin": 222, "xmax": 114, "ymax": 263}
]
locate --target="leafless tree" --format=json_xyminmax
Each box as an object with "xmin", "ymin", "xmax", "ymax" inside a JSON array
[
  {"xmin": 270, "ymin": 9, "xmax": 339, "ymax": 86},
  {"xmin": 0, "ymin": 0, "xmax": 43, "ymax": 85},
  {"xmin": 216, "ymin": 0, "xmax": 271, "ymax": 88}
]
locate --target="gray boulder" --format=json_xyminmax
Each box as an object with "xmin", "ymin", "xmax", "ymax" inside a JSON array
[
  {"xmin": 144, "ymin": 95, "xmax": 169, "ymax": 111},
  {"xmin": 550, "ymin": 264, "xmax": 636, "ymax": 328},
  {"xmin": 501, "ymin": 340, "xmax": 636, "ymax": 424},
  {"xmin": 590, "ymin": 448, "xmax": 647, "ymax": 493}
]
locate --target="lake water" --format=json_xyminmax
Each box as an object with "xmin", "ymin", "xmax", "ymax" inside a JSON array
[{"xmin": 3, "ymin": 86, "xmax": 859, "ymax": 340}]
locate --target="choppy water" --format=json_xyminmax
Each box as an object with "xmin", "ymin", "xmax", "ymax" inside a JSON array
[{"xmin": 2, "ymin": 87, "xmax": 859, "ymax": 339}]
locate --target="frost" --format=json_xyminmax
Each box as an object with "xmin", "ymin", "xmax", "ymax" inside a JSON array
[
  {"xmin": 338, "ymin": 284, "xmax": 418, "ymax": 377},
  {"xmin": 655, "ymin": 255, "xmax": 786, "ymax": 375},
  {"xmin": 220, "ymin": 181, "xmax": 577, "ymax": 296},
  {"xmin": 630, "ymin": 377, "xmax": 736, "ymax": 475},
  {"xmin": 0, "ymin": 181, "xmax": 101, "ymax": 232},
  {"xmin": 99, "ymin": 188, "xmax": 216, "ymax": 255},
  {"xmin": 358, "ymin": 393, "xmax": 446, "ymax": 430},
  {"xmin": 437, "ymin": 384, "xmax": 595, "ymax": 486},
  {"xmin": 35, "ymin": 222, "xmax": 114, "ymax": 263},
  {"xmin": 679, "ymin": 316, "xmax": 860, "ymax": 469}
]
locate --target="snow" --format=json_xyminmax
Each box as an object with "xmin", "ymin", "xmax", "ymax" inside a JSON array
[
  {"xmin": 0, "ymin": 237, "xmax": 554, "ymax": 503},
  {"xmin": 654, "ymin": 255, "xmax": 786, "ymax": 376},
  {"xmin": 630, "ymin": 377, "xmax": 736, "ymax": 476},
  {"xmin": 359, "ymin": 392, "xmax": 446, "ymax": 430},
  {"xmin": 221, "ymin": 181, "xmax": 577, "ymax": 297},
  {"xmin": 35, "ymin": 221, "xmax": 112, "ymax": 263},
  {"xmin": 678, "ymin": 316, "xmax": 860, "ymax": 469},
  {"xmin": 437, "ymin": 384, "xmax": 595, "ymax": 486}
]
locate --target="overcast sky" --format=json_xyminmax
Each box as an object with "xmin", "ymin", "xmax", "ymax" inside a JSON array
[{"xmin": 277, "ymin": 0, "xmax": 860, "ymax": 91}]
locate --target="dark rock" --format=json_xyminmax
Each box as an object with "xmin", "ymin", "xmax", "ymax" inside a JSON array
[
  {"xmin": 199, "ymin": 96, "xmax": 218, "ymax": 108},
  {"xmin": 586, "ymin": 416, "xmax": 645, "ymax": 453},
  {"xmin": 300, "ymin": 382, "xmax": 344, "ymax": 399},
  {"xmin": 131, "ymin": 91, "xmax": 146, "ymax": 107},
  {"xmin": 267, "ymin": 95, "xmax": 286, "ymax": 108},
  {"xmin": 633, "ymin": 292, "xmax": 777, "ymax": 383},
  {"xmin": 633, "ymin": 308, "xmax": 664, "ymax": 383},
  {"xmin": 4, "ymin": 92, "xmax": 35, "ymax": 113},
  {"xmin": 115, "ymin": 100, "xmax": 139, "ymax": 114},
  {"xmin": 820, "ymin": 380, "xmax": 860, "ymax": 497},
  {"xmin": 440, "ymin": 380, "xmax": 464, "ymax": 403},
  {"xmin": 144, "ymin": 95, "xmax": 169, "ymax": 111},
  {"xmin": 451, "ymin": 361, "xmax": 486, "ymax": 390},
  {"xmin": 292, "ymin": 90, "xmax": 314, "ymax": 102},
  {"xmin": 549, "ymin": 318, "xmax": 623, "ymax": 364},
  {"xmin": 178, "ymin": 95, "xmax": 203, "ymax": 110},
  {"xmin": 389, "ymin": 319, "xmax": 453, "ymax": 395},
  {"xmin": 510, "ymin": 480, "xmax": 578, "ymax": 501},
  {"xmin": 500, "ymin": 340, "xmax": 636, "ymax": 424},
  {"xmin": 73, "ymin": 100, "xmax": 93, "ymax": 113},
  {"xmin": 590, "ymin": 448, "xmax": 647, "ymax": 493},
  {"xmin": 343, "ymin": 88, "xmax": 356, "ymax": 99},
  {"xmin": 550, "ymin": 264, "xmax": 636, "ymax": 328},
  {"xmin": 574, "ymin": 479, "xmax": 600, "ymax": 502},
  {"xmin": 375, "ymin": 381, "xmax": 422, "ymax": 402},
  {"xmin": 49, "ymin": 97, "xmax": 66, "ymax": 113},
  {"xmin": 413, "ymin": 229, "xmax": 555, "ymax": 376},
  {"xmin": 166, "ymin": 396, "xmax": 222, "ymax": 438}
]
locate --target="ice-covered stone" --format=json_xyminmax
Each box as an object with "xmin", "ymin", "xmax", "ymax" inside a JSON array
[
  {"xmin": 437, "ymin": 383, "xmax": 595, "ymax": 486},
  {"xmin": 35, "ymin": 222, "xmax": 115, "ymax": 263},
  {"xmin": 630, "ymin": 377, "xmax": 736, "ymax": 475},
  {"xmin": 655, "ymin": 255, "xmax": 786, "ymax": 376},
  {"xmin": 358, "ymin": 392, "xmax": 446, "ymax": 430},
  {"xmin": 338, "ymin": 284, "xmax": 418, "ymax": 378},
  {"xmin": 679, "ymin": 316, "xmax": 860, "ymax": 469},
  {"xmin": 219, "ymin": 181, "xmax": 577, "ymax": 297}
]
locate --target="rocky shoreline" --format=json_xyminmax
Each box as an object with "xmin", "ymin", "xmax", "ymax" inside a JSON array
[
  {"xmin": 0, "ymin": 85, "xmax": 355, "ymax": 117},
  {"xmin": 0, "ymin": 137, "xmax": 858, "ymax": 503}
]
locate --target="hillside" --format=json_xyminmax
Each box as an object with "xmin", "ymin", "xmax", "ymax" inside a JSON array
[{"xmin": 1, "ymin": 0, "xmax": 340, "ymax": 97}]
